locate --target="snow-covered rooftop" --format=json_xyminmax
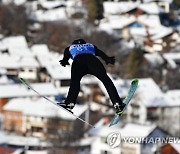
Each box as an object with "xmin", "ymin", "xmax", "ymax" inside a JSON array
[
  {"xmin": 143, "ymin": 0, "xmax": 173, "ymax": 3},
  {"xmin": 74, "ymin": 136, "xmax": 98, "ymax": 146},
  {"xmin": 0, "ymin": 55, "xmax": 39, "ymax": 69},
  {"xmin": 39, "ymin": 0, "xmax": 66, "ymax": 10},
  {"xmin": 163, "ymin": 53, "xmax": 180, "ymax": 69},
  {"xmin": 150, "ymin": 26, "xmax": 173, "ymax": 40},
  {"xmin": 138, "ymin": 2, "xmax": 165, "ymax": 14},
  {"xmin": 88, "ymin": 119, "xmax": 156, "ymax": 138},
  {"xmin": 165, "ymin": 90, "xmax": 180, "ymax": 107},
  {"xmin": 36, "ymin": 53, "xmax": 72, "ymax": 80},
  {"xmin": 0, "ymin": 75, "xmax": 14, "ymax": 85},
  {"xmin": 0, "ymin": 36, "xmax": 33, "ymax": 56},
  {"xmin": 170, "ymin": 143, "xmax": 180, "ymax": 153},
  {"xmin": 99, "ymin": 14, "xmax": 162, "ymax": 35},
  {"xmin": 33, "ymin": 8, "xmax": 67, "ymax": 22},
  {"xmin": 46, "ymin": 64, "xmax": 71, "ymax": 80},
  {"xmin": 37, "ymin": 53, "xmax": 62, "ymax": 67},
  {"xmin": 2, "ymin": 36, "xmax": 28, "ymax": 49},
  {"xmin": 0, "ymin": 130, "xmax": 48, "ymax": 147},
  {"xmin": 2, "ymin": 0, "xmax": 26, "ymax": 5},
  {"xmin": 8, "ymin": 47, "xmax": 33, "ymax": 57},
  {"xmin": 99, "ymin": 15, "xmax": 136, "ymax": 31},
  {"xmin": 98, "ymin": 75, "xmax": 177, "ymax": 108},
  {"xmin": 31, "ymin": 44, "xmax": 50, "ymax": 56},
  {"xmin": 0, "ymin": 83, "xmax": 59, "ymax": 98},
  {"xmin": 103, "ymin": 2, "xmax": 139, "ymax": 15},
  {"xmin": 137, "ymin": 78, "xmax": 170, "ymax": 107},
  {"xmin": 138, "ymin": 15, "xmax": 161, "ymax": 28},
  {"xmin": 103, "ymin": 2, "xmax": 165, "ymax": 16},
  {"xmin": 3, "ymin": 97, "xmax": 88, "ymax": 120},
  {"xmin": 144, "ymin": 52, "xmax": 164, "ymax": 66}
]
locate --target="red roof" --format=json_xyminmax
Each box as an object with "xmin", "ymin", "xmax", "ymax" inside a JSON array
[{"xmin": 0, "ymin": 147, "xmax": 16, "ymax": 154}]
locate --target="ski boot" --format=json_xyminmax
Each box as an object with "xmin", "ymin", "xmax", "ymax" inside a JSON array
[
  {"xmin": 114, "ymin": 102, "xmax": 126, "ymax": 115},
  {"xmin": 57, "ymin": 101, "xmax": 75, "ymax": 114}
]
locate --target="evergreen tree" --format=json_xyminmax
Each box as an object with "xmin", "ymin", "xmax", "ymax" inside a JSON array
[
  {"xmin": 171, "ymin": 0, "xmax": 180, "ymax": 11},
  {"xmin": 127, "ymin": 47, "xmax": 144, "ymax": 78},
  {"xmin": 173, "ymin": 0, "xmax": 180, "ymax": 5},
  {"xmin": 86, "ymin": 0, "xmax": 104, "ymax": 23}
]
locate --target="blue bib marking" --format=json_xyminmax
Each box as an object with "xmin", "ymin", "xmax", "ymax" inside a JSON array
[{"xmin": 69, "ymin": 43, "xmax": 95, "ymax": 59}]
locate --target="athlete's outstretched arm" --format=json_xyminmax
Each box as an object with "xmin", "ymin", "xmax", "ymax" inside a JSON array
[
  {"xmin": 59, "ymin": 47, "xmax": 71, "ymax": 67},
  {"xmin": 94, "ymin": 45, "xmax": 115, "ymax": 65}
]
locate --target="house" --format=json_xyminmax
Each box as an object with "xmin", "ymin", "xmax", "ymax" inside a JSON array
[
  {"xmin": 72, "ymin": 136, "xmax": 121, "ymax": 154},
  {"xmin": 0, "ymin": 130, "xmax": 48, "ymax": 153},
  {"xmin": 33, "ymin": 7, "xmax": 67, "ymax": 22},
  {"xmin": 28, "ymin": 0, "xmax": 68, "ymax": 22},
  {"xmin": 127, "ymin": 78, "xmax": 180, "ymax": 136},
  {"xmin": 31, "ymin": 44, "xmax": 61, "ymax": 82},
  {"xmin": 0, "ymin": 147, "xmax": 16, "ymax": 154},
  {"xmin": 88, "ymin": 120, "xmax": 169, "ymax": 154},
  {"xmin": 2, "ymin": 97, "xmax": 88, "ymax": 139},
  {"xmin": 144, "ymin": 26, "xmax": 180, "ymax": 52},
  {"xmin": 125, "ymin": 78, "xmax": 179, "ymax": 124},
  {"xmin": 99, "ymin": 15, "xmax": 136, "ymax": 39},
  {"xmin": 0, "ymin": 55, "xmax": 39, "ymax": 80},
  {"xmin": 0, "ymin": 36, "xmax": 40, "ymax": 80},
  {"xmin": 100, "ymin": 1, "xmax": 180, "ymax": 52},
  {"xmin": 160, "ymin": 143, "xmax": 180, "ymax": 154},
  {"xmin": 160, "ymin": 90, "xmax": 180, "ymax": 136},
  {"xmin": 100, "ymin": 16, "xmax": 180, "ymax": 53},
  {"xmin": 0, "ymin": 82, "xmax": 59, "ymax": 112},
  {"xmin": 27, "ymin": 0, "xmax": 84, "ymax": 21},
  {"xmin": 103, "ymin": 1, "xmax": 139, "ymax": 17},
  {"xmin": 144, "ymin": 51, "xmax": 180, "ymax": 73},
  {"xmin": 1, "ymin": 36, "xmax": 33, "ymax": 57},
  {"xmin": 37, "ymin": 53, "xmax": 72, "ymax": 93}
]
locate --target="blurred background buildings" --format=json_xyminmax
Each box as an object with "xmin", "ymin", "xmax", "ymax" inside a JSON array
[{"xmin": 0, "ymin": 0, "xmax": 180, "ymax": 153}]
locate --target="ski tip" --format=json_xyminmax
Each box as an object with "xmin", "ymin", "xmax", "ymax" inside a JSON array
[
  {"xmin": 19, "ymin": 77, "xmax": 24, "ymax": 81},
  {"xmin": 109, "ymin": 123, "xmax": 115, "ymax": 127},
  {"xmin": 132, "ymin": 79, "xmax": 139, "ymax": 84},
  {"xmin": 19, "ymin": 77, "xmax": 26, "ymax": 83}
]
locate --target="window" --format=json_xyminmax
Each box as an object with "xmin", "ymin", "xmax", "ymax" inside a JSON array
[
  {"xmin": 61, "ymin": 79, "xmax": 71, "ymax": 87},
  {"xmin": 31, "ymin": 127, "xmax": 43, "ymax": 133},
  {"xmin": 101, "ymin": 151, "xmax": 112, "ymax": 154},
  {"xmin": 29, "ymin": 69, "xmax": 34, "ymax": 72}
]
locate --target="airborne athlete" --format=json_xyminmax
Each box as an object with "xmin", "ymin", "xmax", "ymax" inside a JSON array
[{"xmin": 58, "ymin": 39, "xmax": 126, "ymax": 113}]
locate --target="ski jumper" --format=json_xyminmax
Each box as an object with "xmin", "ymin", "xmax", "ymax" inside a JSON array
[{"xmin": 59, "ymin": 40, "xmax": 123, "ymax": 107}]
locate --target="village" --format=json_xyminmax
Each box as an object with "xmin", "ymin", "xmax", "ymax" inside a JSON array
[{"xmin": 0, "ymin": 0, "xmax": 180, "ymax": 154}]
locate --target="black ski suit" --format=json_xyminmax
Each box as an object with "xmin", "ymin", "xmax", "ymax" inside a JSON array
[{"xmin": 59, "ymin": 41, "xmax": 123, "ymax": 107}]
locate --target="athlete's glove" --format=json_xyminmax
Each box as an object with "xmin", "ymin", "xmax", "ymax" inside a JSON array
[
  {"xmin": 59, "ymin": 60, "xmax": 70, "ymax": 67},
  {"xmin": 105, "ymin": 56, "xmax": 115, "ymax": 65}
]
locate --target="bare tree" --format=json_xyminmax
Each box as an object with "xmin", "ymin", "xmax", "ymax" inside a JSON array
[{"xmin": 0, "ymin": 4, "xmax": 28, "ymax": 36}]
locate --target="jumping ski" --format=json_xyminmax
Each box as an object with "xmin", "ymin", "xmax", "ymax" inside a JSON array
[
  {"xmin": 109, "ymin": 79, "xmax": 139, "ymax": 127},
  {"xmin": 19, "ymin": 78, "xmax": 95, "ymax": 128}
]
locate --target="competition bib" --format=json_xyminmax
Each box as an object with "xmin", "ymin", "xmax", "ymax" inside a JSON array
[{"xmin": 69, "ymin": 43, "xmax": 95, "ymax": 59}]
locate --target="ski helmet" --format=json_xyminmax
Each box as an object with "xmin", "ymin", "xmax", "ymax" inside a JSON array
[{"xmin": 72, "ymin": 39, "xmax": 86, "ymax": 44}]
